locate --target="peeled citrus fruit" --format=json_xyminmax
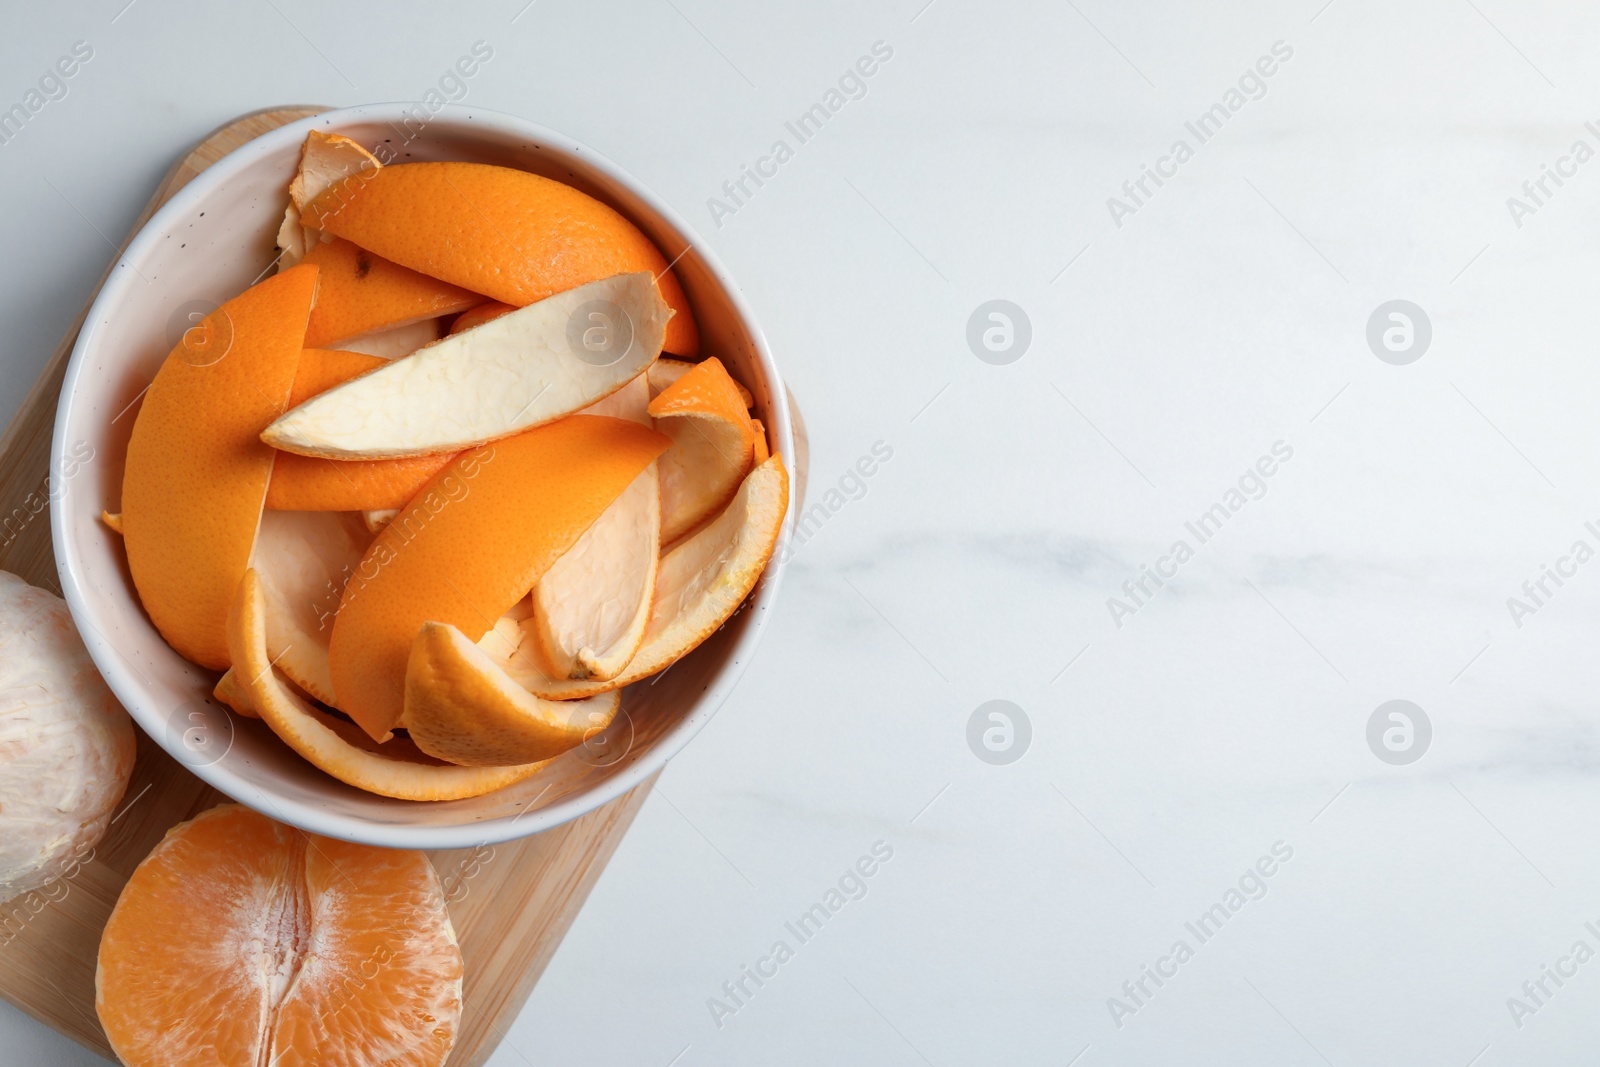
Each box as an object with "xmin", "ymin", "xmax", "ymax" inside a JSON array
[
  {"xmin": 404, "ymin": 622, "xmax": 621, "ymax": 766},
  {"xmin": 648, "ymin": 356, "xmax": 757, "ymax": 543},
  {"xmin": 301, "ymin": 237, "xmax": 480, "ymax": 348},
  {"xmin": 263, "ymin": 273, "xmax": 670, "ymax": 460},
  {"xmin": 330, "ymin": 415, "xmax": 670, "ymax": 740},
  {"xmin": 96, "ymin": 803, "xmax": 462, "ymax": 1067},
  {"xmin": 532, "ymin": 376, "xmax": 659, "ymax": 680},
  {"xmin": 0, "ymin": 572, "xmax": 135, "ymax": 903},
  {"xmin": 266, "ymin": 348, "xmax": 456, "ymax": 511},
  {"xmin": 496, "ymin": 455, "xmax": 788, "ymax": 699},
  {"xmin": 228, "ymin": 569, "xmax": 549, "ymax": 798},
  {"xmin": 120, "ymin": 263, "xmax": 317, "ymax": 668},
  {"xmin": 303, "ymin": 160, "xmax": 699, "ymax": 354}
]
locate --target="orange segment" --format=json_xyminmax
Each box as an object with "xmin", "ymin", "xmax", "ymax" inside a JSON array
[
  {"xmin": 270, "ymin": 835, "xmax": 460, "ymax": 1065},
  {"xmin": 330, "ymin": 415, "xmax": 671, "ymax": 740},
  {"xmin": 647, "ymin": 356, "xmax": 757, "ymax": 543},
  {"xmin": 301, "ymin": 237, "xmax": 480, "ymax": 348},
  {"xmin": 449, "ymin": 300, "xmax": 517, "ymax": 335},
  {"xmin": 96, "ymin": 803, "xmax": 462, "ymax": 1067},
  {"xmin": 304, "ymin": 161, "xmax": 699, "ymax": 355},
  {"xmin": 120, "ymin": 263, "xmax": 318, "ymax": 669},
  {"xmin": 266, "ymin": 348, "xmax": 457, "ymax": 511},
  {"xmin": 228, "ymin": 569, "xmax": 549, "ymax": 800}
]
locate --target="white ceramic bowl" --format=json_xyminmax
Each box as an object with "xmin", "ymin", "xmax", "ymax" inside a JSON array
[{"xmin": 51, "ymin": 104, "xmax": 793, "ymax": 850}]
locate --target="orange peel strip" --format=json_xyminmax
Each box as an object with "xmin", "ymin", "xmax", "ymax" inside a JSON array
[
  {"xmin": 301, "ymin": 237, "xmax": 481, "ymax": 348},
  {"xmin": 647, "ymin": 356, "xmax": 757, "ymax": 544},
  {"xmin": 120, "ymin": 263, "xmax": 317, "ymax": 669},
  {"xmin": 265, "ymin": 348, "xmax": 456, "ymax": 511},
  {"xmin": 303, "ymin": 160, "xmax": 699, "ymax": 355},
  {"xmin": 448, "ymin": 301, "xmax": 517, "ymax": 335},
  {"xmin": 329, "ymin": 415, "xmax": 670, "ymax": 740},
  {"xmin": 227, "ymin": 569, "xmax": 547, "ymax": 801},
  {"xmin": 403, "ymin": 622, "xmax": 620, "ymax": 766},
  {"xmin": 494, "ymin": 454, "xmax": 789, "ymax": 699}
]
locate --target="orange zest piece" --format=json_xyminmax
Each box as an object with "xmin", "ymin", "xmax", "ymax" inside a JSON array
[
  {"xmin": 286, "ymin": 346, "xmax": 382, "ymax": 401},
  {"xmin": 303, "ymin": 161, "xmax": 699, "ymax": 355},
  {"xmin": 228, "ymin": 569, "xmax": 550, "ymax": 799},
  {"xmin": 212, "ymin": 668, "xmax": 257, "ymax": 718},
  {"xmin": 265, "ymin": 348, "xmax": 456, "ymax": 511},
  {"xmin": 120, "ymin": 263, "xmax": 317, "ymax": 669},
  {"xmin": 404, "ymin": 621, "xmax": 620, "ymax": 766},
  {"xmin": 277, "ymin": 131, "xmax": 381, "ymax": 265},
  {"xmin": 647, "ymin": 356, "xmax": 757, "ymax": 543},
  {"xmin": 646, "ymin": 356, "xmax": 752, "ymax": 422},
  {"xmin": 96, "ymin": 802, "xmax": 462, "ymax": 1067},
  {"xmin": 751, "ymin": 417, "xmax": 770, "ymax": 465},
  {"xmin": 329, "ymin": 415, "xmax": 671, "ymax": 740},
  {"xmin": 448, "ymin": 300, "xmax": 517, "ymax": 335},
  {"xmin": 497, "ymin": 455, "xmax": 790, "ymax": 699},
  {"xmin": 300, "ymin": 237, "xmax": 481, "ymax": 348}
]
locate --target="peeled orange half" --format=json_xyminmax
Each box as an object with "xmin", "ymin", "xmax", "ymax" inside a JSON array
[{"xmin": 97, "ymin": 803, "xmax": 462, "ymax": 1067}]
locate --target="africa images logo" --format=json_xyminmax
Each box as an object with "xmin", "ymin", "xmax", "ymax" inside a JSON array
[
  {"xmin": 1104, "ymin": 40, "xmax": 1294, "ymax": 229},
  {"xmin": 0, "ymin": 40, "xmax": 94, "ymax": 146},
  {"xmin": 706, "ymin": 41, "xmax": 894, "ymax": 228}
]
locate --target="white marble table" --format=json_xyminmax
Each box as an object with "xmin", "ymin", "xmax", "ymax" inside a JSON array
[{"xmin": 4, "ymin": 1, "xmax": 1599, "ymax": 1063}]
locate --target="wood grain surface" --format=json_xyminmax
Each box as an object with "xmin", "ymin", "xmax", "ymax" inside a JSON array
[{"xmin": 0, "ymin": 105, "xmax": 656, "ymax": 1067}]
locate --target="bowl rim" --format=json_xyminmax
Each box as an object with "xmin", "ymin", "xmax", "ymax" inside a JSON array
[{"xmin": 50, "ymin": 102, "xmax": 794, "ymax": 850}]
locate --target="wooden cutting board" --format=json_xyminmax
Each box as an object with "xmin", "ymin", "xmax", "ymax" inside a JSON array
[{"xmin": 0, "ymin": 106, "xmax": 658, "ymax": 1066}]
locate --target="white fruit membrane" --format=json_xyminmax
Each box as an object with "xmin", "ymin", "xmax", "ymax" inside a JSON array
[{"xmin": 0, "ymin": 571, "xmax": 135, "ymax": 903}]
